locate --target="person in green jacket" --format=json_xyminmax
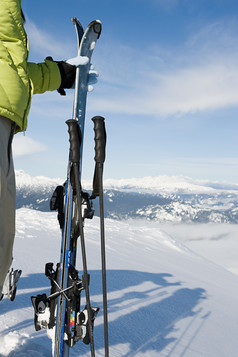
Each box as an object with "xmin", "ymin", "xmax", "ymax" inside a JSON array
[{"xmin": 0, "ymin": 0, "xmax": 96, "ymax": 299}]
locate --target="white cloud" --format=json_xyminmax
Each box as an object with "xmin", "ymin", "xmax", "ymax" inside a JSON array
[
  {"xmin": 25, "ymin": 19, "xmax": 74, "ymax": 59},
  {"xmin": 90, "ymin": 61, "xmax": 238, "ymax": 117},
  {"xmin": 147, "ymin": 62, "xmax": 238, "ymax": 115},
  {"xmin": 24, "ymin": 17, "xmax": 238, "ymax": 119},
  {"xmin": 13, "ymin": 136, "xmax": 47, "ymax": 157},
  {"xmin": 92, "ymin": 39, "xmax": 238, "ymax": 117}
]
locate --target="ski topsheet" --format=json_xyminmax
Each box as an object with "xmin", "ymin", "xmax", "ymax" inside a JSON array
[
  {"xmin": 31, "ymin": 18, "xmax": 103, "ymax": 357},
  {"xmin": 73, "ymin": 19, "xmax": 102, "ymax": 142}
]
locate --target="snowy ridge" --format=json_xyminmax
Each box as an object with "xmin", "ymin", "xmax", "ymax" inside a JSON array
[
  {"xmin": 0, "ymin": 209, "xmax": 238, "ymax": 356},
  {"xmin": 15, "ymin": 170, "xmax": 238, "ymax": 223},
  {"xmin": 89, "ymin": 175, "xmax": 238, "ymax": 194},
  {"xmin": 16, "ymin": 170, "xmax": 238, "ymax": 194},
  {"xmin": 16, "ymin": 170, "xmax": 62, "ymax": 188}
]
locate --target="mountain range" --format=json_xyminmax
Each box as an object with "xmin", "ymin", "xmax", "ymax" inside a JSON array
[{"xmin": 16, "ymin": 170, "xmax": 238, "ymax": 224}]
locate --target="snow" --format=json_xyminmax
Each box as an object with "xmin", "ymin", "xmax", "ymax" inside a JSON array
[
  {"xmin": 15, "ymin": 170, "xmax": 62, "ymax": 189},
  {"xmin": 100, "ymin": 175, "xmax": 238, "ymax": 195},
  {"xmin": 0, "ymin": 208, "xmax": 238, "ymax": 356},
  {"xmin": 15, "ymin": 170, "xmax": 238, "ymax": 195}
]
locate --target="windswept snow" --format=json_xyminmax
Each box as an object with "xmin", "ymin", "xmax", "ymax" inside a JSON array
[{"xmin": 0, "ymin": 208, "xmax": 238, "ymax": 356}]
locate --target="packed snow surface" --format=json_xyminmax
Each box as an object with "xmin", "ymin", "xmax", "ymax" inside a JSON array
[{"xmin": 0, "ymin": 208, "xmax": 238, "ymax": 356}]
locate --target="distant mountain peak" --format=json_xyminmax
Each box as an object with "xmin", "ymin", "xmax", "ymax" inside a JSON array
[
  {"xmin": 15, "ymin": 170, "xmax": 238, "ymax": 223},
  {"xmin": 15, "ymin": 170, "xmax": 63, "ymax": 189}
]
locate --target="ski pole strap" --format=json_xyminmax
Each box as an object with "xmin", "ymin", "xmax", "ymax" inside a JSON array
[{"xmin": 66, "ymin": 119, "xmax": 82, "ymax": 163}]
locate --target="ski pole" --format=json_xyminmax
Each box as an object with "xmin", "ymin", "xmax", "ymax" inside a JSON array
[
  {"xmin": 67, "ymin": 119, "xmax": 96, "ymax": 357},
  {"xmin": 91, "ymin": 116, "xmax": 109, "ymax": 357}
]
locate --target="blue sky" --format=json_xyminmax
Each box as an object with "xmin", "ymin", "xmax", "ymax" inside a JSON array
[{"xmin": 13, "ymin": 0, "xmax": 238, "ymax": 183}]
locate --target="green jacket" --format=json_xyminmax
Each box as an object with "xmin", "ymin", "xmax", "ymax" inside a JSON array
[{"xmin": 0, "ymin": 0, "xmax": 61, "ymax": 132}]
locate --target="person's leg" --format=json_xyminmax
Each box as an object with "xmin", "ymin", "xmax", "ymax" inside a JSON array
[{"xmin": 0, "ymin": 116, "xmax": 16, "ymax": 295}]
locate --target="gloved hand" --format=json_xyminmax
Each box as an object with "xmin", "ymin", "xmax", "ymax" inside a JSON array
[{"xmin": 55, "ymin": 56, "xmax": 98, "ymax": 95}]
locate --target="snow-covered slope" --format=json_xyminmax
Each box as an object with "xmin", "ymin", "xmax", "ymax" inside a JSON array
[{"xmin": 0, "ymin": 208, "xmax": 238, "ymax": 356}]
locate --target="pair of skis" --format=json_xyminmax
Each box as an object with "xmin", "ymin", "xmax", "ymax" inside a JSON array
[{"xmin": 31, "ymin": 18, "xmax": 109, "ymax": 357}]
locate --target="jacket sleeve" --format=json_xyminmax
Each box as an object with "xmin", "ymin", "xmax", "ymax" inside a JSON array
[{"xmin": 27, "ymin": 59, "xmax": 61, "ymax": 94}]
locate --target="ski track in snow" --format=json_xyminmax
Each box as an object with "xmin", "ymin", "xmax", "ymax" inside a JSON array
[{"xmin": 0, "ymin": 208, "xmax": 238, "ymax": 356}]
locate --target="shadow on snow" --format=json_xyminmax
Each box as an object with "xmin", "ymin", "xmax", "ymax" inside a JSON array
[{"xmin": 0, "ymin": 269, "xmax": 207, "ymax": 356}]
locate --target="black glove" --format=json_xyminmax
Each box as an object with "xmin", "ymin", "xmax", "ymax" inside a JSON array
[
  {"xmin": 46, "ymin": 56, "xmax": 93, "ymax": 96},
  {"xmin": 56, "ymin": 61, "xmax": 76, "ymax": 96},
  {"xmin": 45, "ymin": 56, "xmax": 76, "ymax": 96}
]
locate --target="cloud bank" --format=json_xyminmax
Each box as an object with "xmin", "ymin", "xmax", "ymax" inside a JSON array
[
  {"xmin": 26, "ymin": 18, "xmax": 238, "ymax": 119},
  {"xmin": 13, "ymin": 136, "xmax": 47, "ymax": 157}
]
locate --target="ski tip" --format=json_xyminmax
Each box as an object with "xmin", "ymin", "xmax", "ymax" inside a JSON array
[
  {"xmin": 89, "ymin": 19, "xmax": 102, "ymax": 25},
  {"xmin": 72, "ymin": 17, "xmax": 79, "ymax": 25},
  {"xmin": 72, "ymin": 17, "xmax": 84, "ymax": 28},
  {"xmin": 88, "ymin": 20, "xmax": 102, "ymax": 38}
]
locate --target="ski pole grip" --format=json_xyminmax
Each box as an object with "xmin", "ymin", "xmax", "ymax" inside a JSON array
[
  {"xmin": 66, "ymin": 119, "xmax": 82, "ymax": 163},
  {"xmin": 92, "ymin": 116, "xmax": 106, "ymax": 164}
]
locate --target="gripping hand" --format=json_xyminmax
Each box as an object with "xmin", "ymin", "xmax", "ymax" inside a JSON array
[{"xmin": 56, "ymin": 56, "xmax": 98, "ymax": 95}]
